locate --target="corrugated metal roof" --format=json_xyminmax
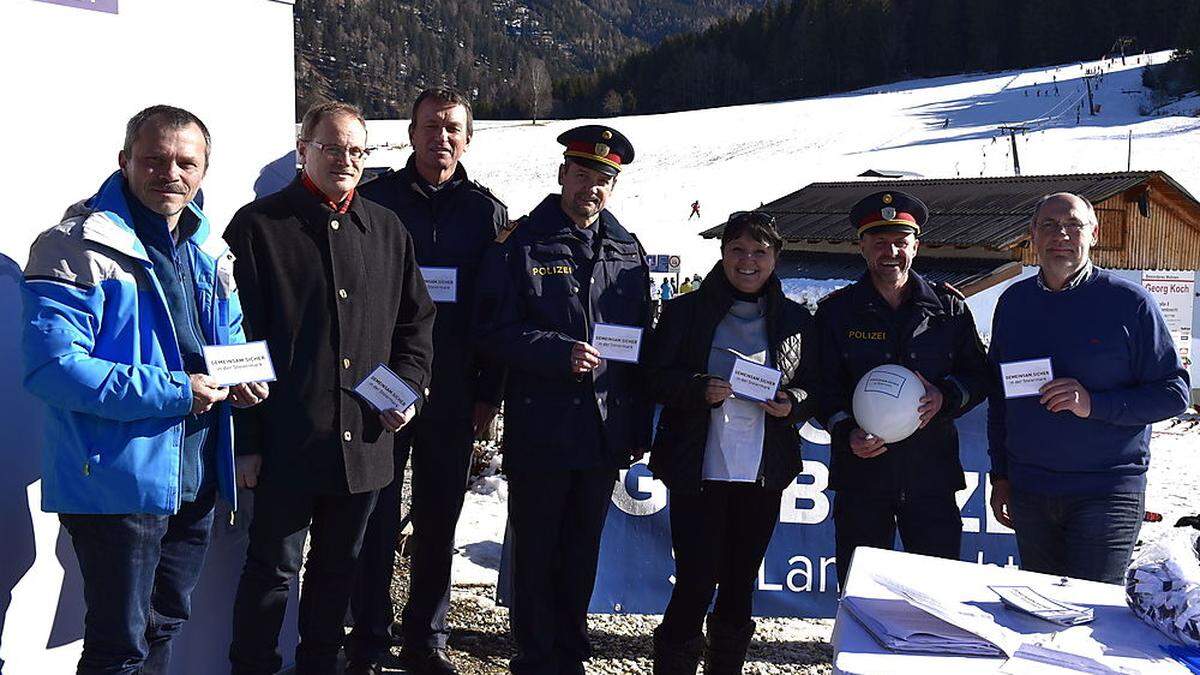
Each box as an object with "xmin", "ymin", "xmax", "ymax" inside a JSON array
[
  {"xmin": 776, "ymin": 251, "xmax": 1015, "ymax": 290},
  {"xmin": 703, "ymin": 171, "xmax": 1196, "ymax": 249}
]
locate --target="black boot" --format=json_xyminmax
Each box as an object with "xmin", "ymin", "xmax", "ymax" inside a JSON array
[
  {"xmin": 703, "ymin": 614, "xmax": 754, "ymax": 675},
  {"xmin": 652, "ymin": 626, "xmax": 705, "ymax": 675}
]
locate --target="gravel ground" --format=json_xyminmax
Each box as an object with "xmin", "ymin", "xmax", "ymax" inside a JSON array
[{"xmin": 373, "ymin": 555, "xmax": 833, "ymax": 674}]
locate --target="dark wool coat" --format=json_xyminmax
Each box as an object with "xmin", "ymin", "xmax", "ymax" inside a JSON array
[{"xmin": 224, "ymin": 177, "xmax": 435, "ymax": 494}]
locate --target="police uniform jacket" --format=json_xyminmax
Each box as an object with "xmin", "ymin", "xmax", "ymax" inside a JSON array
[
  {"xmin": 223, "ymin": 177, "xmax": 436, "ymax": 494},
  {"xmin": 474, "ymin": 194, "xmax": 654, "ymax": 474},
  {"xmin": 812, "ymin": 272, "xmax": 990, "ymax": 494},
  {"xmin": 644, "ymin": 263, "xmax": 815, "ymax": 493},
  {"xmin": 358, "ymin": 159, "xmax": 506, "ymax": 422}
]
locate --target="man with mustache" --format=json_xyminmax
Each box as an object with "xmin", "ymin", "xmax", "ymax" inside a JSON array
[
  {"xmin": 988, "ymin": 192, "xmax": 1188, "ymax": 583},
  {"xmin": 346, "ymin": 88, "xmax": 506, "ymax": 675},
  {"xmin": 224, "ymin": 101, "xmax": 435, "ymax": 675},
  {"xmin": 811, "ymin": 190, "xmax": 991, "ymax": 590},
  {"xmin": 474, "ymin": 125, "xmax": 654, "ymax": 674},
  {"xmin": 21, "ymin": 105, "xmax": 263, "ymax": 674}
]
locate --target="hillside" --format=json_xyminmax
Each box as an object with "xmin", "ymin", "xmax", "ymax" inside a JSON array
[
  {"xmin": 294, "ymin": 0, "xmax": 766, "ymax": 118},
  {"xmin": 557, "ymin": 0, "xmax": 1200, "ymax": 116},
  {"xmin": 363, "ymin": 50, "xmax": 1200, "ymax": 300}
]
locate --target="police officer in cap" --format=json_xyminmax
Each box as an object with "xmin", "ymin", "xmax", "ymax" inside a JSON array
[
  {"xmin": 474, "ymin": 125, "xmax": 654, "ymax": 674},
  {"xmin": 811, "ymin": 191, "xmax": 991, "ymax": 589}
]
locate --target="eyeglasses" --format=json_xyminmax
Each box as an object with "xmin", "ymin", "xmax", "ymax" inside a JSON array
[
  {"xmin": 728, "ymin": 210, "xmax": 776, "ymax": 226},
  {"xmin": 303, "ymin": 139, "xmax": 370, "ymax": 162},
  {"xmin": 1035, "ymin": 220, "xmax": 1090, "ymax": 234}
]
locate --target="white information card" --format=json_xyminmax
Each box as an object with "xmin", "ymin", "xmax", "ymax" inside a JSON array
[
  {"xmin": 591, "ymin": 323, "xmax": 643, "ymax": 363},
  {"xmin": 419, "ymin": 267, "xmax": 457, "ymax": 303},
  {"xmin": 202, "ymin": 341, "xmax": 276, "ymax": 387},
  {"xmin": 728, "ymin": 357, "xmax": 782, "ymax": 403},
  {"xmin": 1000, "ymin": 358, "xmax": 1054, "ymax": 399},
  {"xmin": 354, "ymin": 363, "xmax": 420, "ymax": 413}
]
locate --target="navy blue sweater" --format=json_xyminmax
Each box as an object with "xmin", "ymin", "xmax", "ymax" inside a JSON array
[{"xmin": 987, "ymin": 269, "xmax": 1189, "ymax": 495}]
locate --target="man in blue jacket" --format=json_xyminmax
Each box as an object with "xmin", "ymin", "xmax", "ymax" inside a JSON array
[
  {"xmin": 988, "ymin": 192, "xmax": 1189, "ymax": 584},
  {"xmin": 21, "ymin": 105, "xmax": 267, "ymax": 674}
]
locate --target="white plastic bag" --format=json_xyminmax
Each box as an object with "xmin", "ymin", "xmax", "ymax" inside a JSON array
[{"xmin": 1125, "ymin": 528, "xmax": 1200, "ymax": 646}]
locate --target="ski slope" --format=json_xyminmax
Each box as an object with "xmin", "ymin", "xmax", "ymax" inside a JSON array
[{"xmin": 366, "ymin": 50, "xmax": 1200, "ymax": 279}]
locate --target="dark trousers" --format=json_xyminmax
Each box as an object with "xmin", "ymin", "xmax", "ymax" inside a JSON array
[
  {"xmin": 60, "ymin": 489, "xmax": 216, "ymax": 675},
  {"xmin": 1009, "ymin": 488, "xmax": 1144, "ymax": 584},
  {"xmin": 659, "ymin": 482, "xmax": 781, "ymax": 643},
  {"xmin": 832, "ymin": 490, "xmax": 962, "ymax": 590},
  {"xmin": 229, "ymin": 481, "xmax": 379, "ymax": 675},
  {"xmin": 507, "ymin": 466, "xmax": 616, "ymax": 675},
  {"xmin": 348, "ymin": 417, "xmax": 475, "ymax": 660}
]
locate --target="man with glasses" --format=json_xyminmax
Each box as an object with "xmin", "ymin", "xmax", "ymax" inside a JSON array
[
  {"xmin": 347, "ymin": 87, "xmax": 506, "ymax": 675},
  {"xmin": 987, "ymin": 192, "xmax": 1188, "ymax": 583},
  {"xmin": 224, "ymin": 101, "xmax": 436, "ymax": 675},
  {"xmin": 811, "ymin": 190, "xmax": 991, "ymax": 590}
]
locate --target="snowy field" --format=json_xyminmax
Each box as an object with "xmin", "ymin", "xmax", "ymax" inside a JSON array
[{"xmin": 366, "ymin": 50, "xmax": 1200, "ymax": 280}]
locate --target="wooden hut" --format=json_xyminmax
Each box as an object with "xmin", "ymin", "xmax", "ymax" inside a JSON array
[{"xmin": 701, "ymin": 171, "xmax": 1200, "ymax": 297}]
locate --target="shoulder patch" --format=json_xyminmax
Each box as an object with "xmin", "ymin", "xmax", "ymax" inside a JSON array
[
  {"xmin": 495, "ymin": 215, "xmax": 526, "ymax": 244},
  {"xmin": 938, "ymin": 281, "xmax": 965, "ymax": 300}
]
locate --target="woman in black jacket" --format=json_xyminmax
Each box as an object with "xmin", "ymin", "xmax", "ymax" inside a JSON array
[{"xmin": 645, "ymin": 212, "xmax": 815, "ymax": 674}]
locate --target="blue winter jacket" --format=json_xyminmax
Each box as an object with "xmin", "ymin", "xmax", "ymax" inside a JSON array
[{"xmin": 21, "ymin": 172, "xmax": 246, "ymax": 514}]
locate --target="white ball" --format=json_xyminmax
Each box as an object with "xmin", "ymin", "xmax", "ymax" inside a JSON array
[{"xmin": 852, "ymin": 364, "xmax": 925, "ymax": 443}]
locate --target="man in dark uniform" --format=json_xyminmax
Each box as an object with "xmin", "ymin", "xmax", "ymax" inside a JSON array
[
  {"xmin": 347, "ymin": 88, "xmax": 507, "ymax": 675},
  {"xmin": 473, "ymin": 125, "xmax": 654, "ymax": 675},
  {"xmin": 811, "ymin": 191, "xmax": 991, "ymax": 590}
]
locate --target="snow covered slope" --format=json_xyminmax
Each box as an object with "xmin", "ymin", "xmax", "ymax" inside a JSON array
[{"xmin": 367, "ymin": 50, "xmax": 1200, "ymax": 279}]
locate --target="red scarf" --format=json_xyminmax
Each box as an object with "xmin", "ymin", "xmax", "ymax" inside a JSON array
[{"xmin": 301, "ymin": 172, "xmax": 354, "ymax": 214}]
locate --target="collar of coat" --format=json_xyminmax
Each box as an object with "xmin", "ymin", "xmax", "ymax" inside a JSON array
[
  {"xmin": 282, "ymin": 173, "xmax": 371, "ymax": 232},
  {"xmin": 522, "ymin": 193, "xmax": 637, "ymax": 244},
  {"xmin": 67, "ymin": 170, "xmax": 225, "ymax": 265},
  {"xmin": 851, "ymin": 269, "xmax": 945, "ymax": 314}
]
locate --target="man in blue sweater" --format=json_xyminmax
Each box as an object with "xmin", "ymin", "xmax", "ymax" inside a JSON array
[{"xmin": 988, "ymin": 192, "xmax": 1189, "ymax": 584}]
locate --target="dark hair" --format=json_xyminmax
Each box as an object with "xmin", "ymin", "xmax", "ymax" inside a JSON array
[
  {"xmin": 299, "ymin": 100, "xmax": 367, "ymax": 141},
  {"xmin": 721, "ymin": 211, "xmax": 783, "ymax": 252},
  {"xmin": 410, "ymin": 87, "xmax": 474, "ymax": 138},
  {"xmin": 123, "ymin": 105, "xmax": 211, "ymax": 165}
]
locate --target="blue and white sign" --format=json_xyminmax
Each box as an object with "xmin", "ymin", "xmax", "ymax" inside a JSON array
[{"xmin": 590, "ymin": 404, "xmax": 1019, "ymax": 617}]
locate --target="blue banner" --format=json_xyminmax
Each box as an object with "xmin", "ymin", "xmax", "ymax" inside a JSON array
[{"xmin": 589, "ymin": 404, "xmax": 1020, "ymax": 617}]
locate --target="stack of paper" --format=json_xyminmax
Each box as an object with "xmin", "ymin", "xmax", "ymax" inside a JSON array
[
  {"xmin": 842, "ymin": 595, "xmax": 1005, "ymax": 657},
  {"xmin": 990, "ymin": 585, "xmax": 1095, "ymax": 626}
]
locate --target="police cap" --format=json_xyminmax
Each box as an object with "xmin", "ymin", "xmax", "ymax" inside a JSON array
[
  {"xmin": 850, "ymin": 190, "xmax": 928, "ymax": 237},
  {"xmin": 557, "ymin": 125, "xmax": 634, "ymax": 177}
]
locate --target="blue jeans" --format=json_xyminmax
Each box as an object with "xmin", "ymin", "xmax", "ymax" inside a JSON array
[
  {"xmin": 1009, "ymin": 488, "xmax": 1144, "ymax": 584},
  {"xmin": 59, "ymin": 490, "xmax": 217, "ymax": 675}
]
